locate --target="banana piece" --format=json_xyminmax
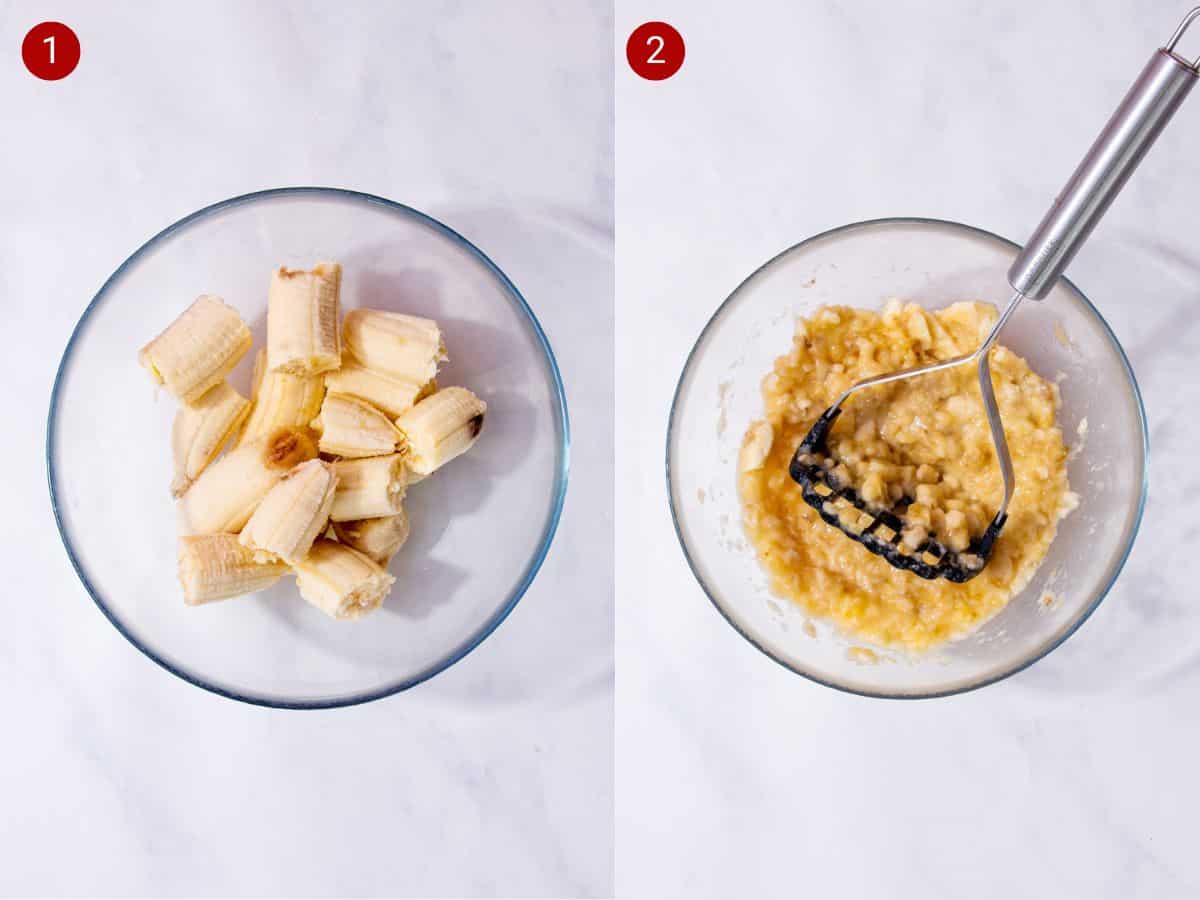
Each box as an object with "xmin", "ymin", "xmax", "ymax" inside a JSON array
[
  {"xmin": 237, "ymin": 349, "xmax": 326, "ymax": 447},
  {"xmin": 178, "ymin": 534, "xmax": 289, "ymax": 605},
  {"xmin": 332, "ymin": 511, "xmax": 410, "ymax": 565},
  {"xmin": 323, "ymin": 357, "xmax": 433, "ymax": 418},
  {"xmin": 329, "ymin": 454, "xmax": 407, "ymax": 521},
  {"xmin": 294, "ymin": 539, "xmax": 395, "ymax": 620},
  {"xmin": 342, "ymin": 310, "xmax": 446, "ymax": 382},
  {"xmin": 312, "ymin": 393, "xmax": 401, "ymax": 458},
  {"xmin": 266, "ymin": 262, "xmax": 342, "ymax": 376},
  {"xmin": 239, "ymin": 459, "xmax": 338, "ymax": 564},
  {"xmin": 177, "ymin": 427, "xmax": 317, "ymax": 535},
  {"xmin": 393, "ymin": 386, "xmax": 486, "ymax": 476},
  {"xmin": 171, "ymin": 381, "xmax": 251, "ymax": 497},
  {"xmin": 139, "ymin": 295, "xmax": 253, "ymax": 403}
]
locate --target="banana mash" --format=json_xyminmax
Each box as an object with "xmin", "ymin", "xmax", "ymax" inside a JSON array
[{"xmin": 738, "ymin": 301, "xmax": 1076, "ymax": 650}]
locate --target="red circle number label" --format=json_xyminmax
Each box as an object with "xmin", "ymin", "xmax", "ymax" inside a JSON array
[
  {"xmin": 22, "ymin": 22, "xmax": 80, "ymax": 81},
  {"xmin": 626, "ymin": 22, "xmax": 684, "ymax": 81}
]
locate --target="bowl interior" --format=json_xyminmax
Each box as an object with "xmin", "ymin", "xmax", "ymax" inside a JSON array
[
  {"xmin": 49, "ymin": 189, "xmax": 567, "ymax": 707},
  {"xmin": 668, "ymin": 219, "xmax": 1146, "ymax": 697}
]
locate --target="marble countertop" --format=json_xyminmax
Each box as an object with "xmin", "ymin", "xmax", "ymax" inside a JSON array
[
  {"xmin": 617, "ymin": 1, "xmax": 1200, "ymax": 898},
  {"xmin": 2, "ymin": 2, "xmax": 612, "ymax": 897}
]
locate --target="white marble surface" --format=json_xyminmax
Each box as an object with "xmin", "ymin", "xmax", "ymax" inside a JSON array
[
  {"xmin": 2, "ymin": 2, "xmax": 611, "ymax": 897},
  {"xmin": 618, "ymin": 1, "xmax": 1200, "ymax": 898}
]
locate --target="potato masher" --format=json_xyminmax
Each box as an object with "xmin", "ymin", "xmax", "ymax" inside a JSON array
[{"xmin": 791, "ymin": 7, "xmax": 1200, "ymax": 583}]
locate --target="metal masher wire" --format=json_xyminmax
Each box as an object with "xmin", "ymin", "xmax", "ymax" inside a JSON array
[{"xmin": 844, "ymin": 291, "xmax": 1021, "ymax": 517}]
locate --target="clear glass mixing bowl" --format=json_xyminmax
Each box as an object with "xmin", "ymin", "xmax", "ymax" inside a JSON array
[
  {"xmin": 48, "ymin": 188, "xmax": 569, "ymax": 708},
  {"xmin": 667, "ymin": 218, "xmax": 1147, "ymax": 698}
]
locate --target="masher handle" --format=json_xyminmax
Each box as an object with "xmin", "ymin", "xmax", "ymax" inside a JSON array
[{"xmin": 1009, "ymin": 9, "xmax": 1200, "ymax": 300}]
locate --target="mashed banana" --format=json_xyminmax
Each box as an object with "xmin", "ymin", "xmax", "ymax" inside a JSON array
[{"xmin": 738, "ymin": 301, "xmax": 1076, "ymax": 650}]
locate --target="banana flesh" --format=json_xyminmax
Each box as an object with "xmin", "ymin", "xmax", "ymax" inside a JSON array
[
  {"xmin": 323, "ymin": 356, "xmax": 432, "ymax": 418},
  {"xmin": 239, "ymin": 459, "xmax": 338, "ymax": 564},
  {"xmin": 332, "ymin": 511, "xmax": 410, "ymax": 565},
  {"xmin": 142, "ymin": 269, "xmax": 489, "ymax": 620},
  {"xmin": 178, "ymin": 534, "xmax": 289, "ymax": 605},
  {"xmin": 139, "ymin": 295, "xmax": 252, "ymax": 403},
  {"xmin": 171, "ymin": 381, "xmax": 251, "ymax": 497},
  {"xmin": 329, "ymin": 454, "xmax": 407, "ymax": 521},
  {"xmin": 342, "ymin": 309, "xmax": 446, "ymax": 383},
  {"xmin": 237, "ymin": 349, "xmax": 326, "ymax": 447},
  {"xmin": 177, "ymin": 427, "xmax": 317, "ymax": 535},
  {"xmin": 393, "ymin": 386, "xmax": 486, "ymax": 476},
  {"xmin": 267, "ymin": 262, "xmax": 342, "ymax": 376},
  {"xmin": 313, "ymin": 393, "xmax": 401, "ymax": 458},
  {"xmin": 294, "ymin": 539, "xmax": 395, "ymax": 620}
]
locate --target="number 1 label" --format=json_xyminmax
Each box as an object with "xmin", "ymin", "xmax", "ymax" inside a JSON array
[{"xmin": 22, "ymin": 21, "xmax": 80, "ymax": 80}]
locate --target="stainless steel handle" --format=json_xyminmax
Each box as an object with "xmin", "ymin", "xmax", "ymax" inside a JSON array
[{"xmin": 1008, "ymin": 9, "xmax": 1200, "ymax": 300}]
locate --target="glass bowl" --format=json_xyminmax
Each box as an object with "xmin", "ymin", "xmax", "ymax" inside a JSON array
[
  {"xmin": 48, "ymin": 187, "xmax": 569, "ymax": 708},
  {"xmin": 667, "ymin": 218, "xmax": 1147, "ymax": 698}
]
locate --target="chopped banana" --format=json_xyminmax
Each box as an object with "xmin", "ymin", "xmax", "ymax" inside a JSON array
[
  {"xmin": 332, "ymin": 511, "xmax": 410, "ymax": 565},
  {"xmin": 239, "ymin": 459, "xmax": 338, "ymax": 564},
  {"xmin": 294, "ymin": 539, "xmax": 395, "ymax": 620},
  {"xmin": 177, "ymin": 426, "xmax": 317, "ymax": 535},
  {"xmin": 171, "ymin": 381, "xmax": 251, "ymax": 497},
  {"xmin": 178, "ymin": 534, "xmax": 289, "ymax": 605},
  {"xmin": 394, "ymin": 386, "xmax": 486, "ymax": 476},
  {"xmin": 143, "ymin": 267, "xmax": 489, "ymax": 619},
  {"xmin": 237, "ymin": 349, "xmax": 326, "ymax": 447},
  {"xmin": 342, "ymin": 309, "xmax": 446, "ymax": 382},
  {"xmin": 139, "ymin": 295, "xmax": 252, "ymax": 403},
  {"xmin": 324, "ymin": 356, "xmax": 432, "ymax": 418},
  {"xmin": 267, "ymin": 262, "xmax": 342, "ymax": 376},
  {"xmin": 313, "ymin": 393, "xmax": 401, "ymax": 458},
  {"xmin": 329, "ymin": 454, "xmax": 407, "ymax": 521}
]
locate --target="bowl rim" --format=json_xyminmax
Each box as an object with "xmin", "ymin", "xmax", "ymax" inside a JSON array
[
  {"xmin": 665, "ymin": 215, "xmax": 1149, "ymax": 700},
  {"xmin": 45, "ymin": 186, "xmax": 571, "ymax": 710}
]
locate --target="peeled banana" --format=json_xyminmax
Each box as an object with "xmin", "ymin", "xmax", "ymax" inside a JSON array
[
  {"xmin": 313, "ymin": 393, "xmax": 401, "ymax": 458},
  {"xmin": 143, "ymin": 265, "xmax": 488, "ymax": 620},
  {"xmin": 177, "ymin": 426, "xmax": 317, "ymax": 535},
  {"xmin": 238, "ymin": 349, "xmax": 326, "ymax": 447},
  {"xmin": 332, "ymin": 511, "xmax": 410, "ymax": 564},
  {"xmin": 239, "ymin": 459, "xmax": 338, "ymax": 564},
  {"xmin": 178, "ymin": 534, "xmax": 289, "ymax": 605},
  {"xmin": 294, "ymin": 539, "xmax": 395, "ymax": 620},
  {"xmin": 342, "ymin": 310, "xmax": 446, "ymax": 383},
  {"xmin": 139, "ymin": 295, "xmax": 253, "ymax": 403},
  {"xmin": 394, "ymin": 386, "xmax": 486, "ymax": 476},
  {"xmin": 329, "ymin": 454, "xmax": 407, "ymax": 521},
  {"xmin": 267, "ymin": 262, "xmax": 342, "ymax": 376},
  {"xmin": 171, "ymin": 381, "xmax": 251, "ymax": 497},
  {"xmin": 323, "ymin": 357, "xmax": 432, "ymax": 418}
]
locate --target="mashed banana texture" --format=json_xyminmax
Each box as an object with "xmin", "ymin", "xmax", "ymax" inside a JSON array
[{"xmin": 738, "ymin": 301, "xmax": 1076, "ymax": 650}]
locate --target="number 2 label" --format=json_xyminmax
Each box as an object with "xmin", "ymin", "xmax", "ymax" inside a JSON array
[
  {"xmin": 646, "ymin": 35, "xmax": 666, "ymax": 65},
  {"xmin": 627, "ymin": 22, "xmax": 685, "ymax": 81}
]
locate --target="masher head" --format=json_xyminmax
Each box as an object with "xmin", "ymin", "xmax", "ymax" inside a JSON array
[
  {"xmin": 788, "ymin": 407, "xmax": 1007, "ymax": 585},
  {"xmin": 787, "ymin": 292, "xmax": 1025, "ymax": 583}
]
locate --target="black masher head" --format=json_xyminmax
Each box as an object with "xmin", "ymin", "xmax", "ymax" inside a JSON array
[{"xmin": 788, "ymin": 407, "xmax": 1007, "ymax": 585}]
